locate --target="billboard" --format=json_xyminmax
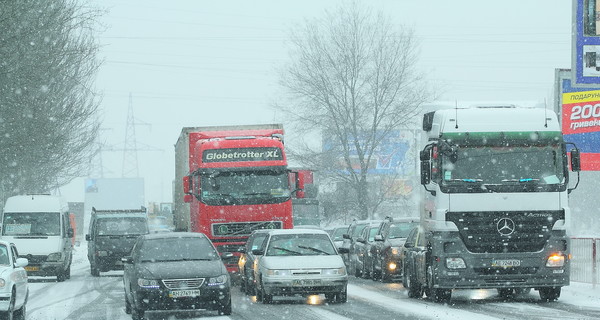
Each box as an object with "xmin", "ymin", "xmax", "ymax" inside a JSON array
[
  {"xmin": 573, "ymin": 0, "xmax": 600, "ymax": 85},
  {"xmin": 556, "ymin": 69, "xmax": 600, "ymax": 170},
  {"xmin": 322, "ymin": 130, "xmax": 414, "ymax": 176}
]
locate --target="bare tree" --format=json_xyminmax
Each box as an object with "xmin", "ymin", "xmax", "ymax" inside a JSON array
[
  {"xmin": 278, "ymin": 3, "xmax": 431, "ymax": 220},
  {"xmin": 0, "ymin": 0, "xmax": 102, "ymax": 205}
]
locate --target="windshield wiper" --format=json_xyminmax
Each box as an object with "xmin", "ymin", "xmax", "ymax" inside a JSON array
[
  {"xmin": 298, "ymin": 245, "xmax": 331, "ymax": 255},
  {"xmin": 271, "ymin": 246, "xmax": 302, "ymax": 255},
  {"xmin": 446, "ymin": 178, "xmax": 483, "ymax": 183},
  {"xmin": 502, "ymin": 178, "xmax": 540, "ymax": 183}
]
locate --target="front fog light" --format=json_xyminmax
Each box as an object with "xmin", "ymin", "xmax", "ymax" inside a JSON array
[
  {"xmin": 446, "ymin": 257, "xmax": 466, "ymax": 269},
  {"xmin": 546, "ymin": 254, "xmax": 565, "ymax": 267}
]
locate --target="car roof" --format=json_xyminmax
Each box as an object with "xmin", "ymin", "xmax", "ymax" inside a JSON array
[
  {"xmin": 389, "ymin": 217, "xmax": 420, "ymax": 223},
  {"xmin": 265, "ymin": 229, "xmax": 329, "ymax": 236},
  {"xmin": 140, "ymin": 231, "xmax": 208, "ymax": 241}
]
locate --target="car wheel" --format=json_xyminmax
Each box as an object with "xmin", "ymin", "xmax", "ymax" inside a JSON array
[
  {"xmin": 539, "ymin": 287, "xmax": 561, "ymax": 302},
  {"xmin": 261, "ymin": 285, "xmax": 273, "ymax": 304},
  {"xmin": 354, "ymin": 260, "xmax": 362, "ymax": 278},
  {"xmin": 325, "ymin": 293, "xmax": 336, "ymax": 302},
  {"xmin": 2, "ymin": 290, "xmax": 15, "ymax": 320},
  {"xmin": 371, "ymin": 263, "xmax": 380, "ymax": 281},
  {"xmin": 124, "ymin": 290, "xmax": 132, "ymax": 314},
  {"xmin": 131, "ymin": 305, "xmax": 144, "ymax": 320},
  {"xmin": 13, "ymin": 303, "xmax": 25, "ymax": 320},
  {"xmin": 406, "ymin": 264, "xmax": 421, "ymax": 298},
  {"xmin": 362, "ymin": 259, "xmax": 370, "ymax": 279},
  {"xmin": 217, "ymin": 297, "xmax": 232, "ymax": 315},
  {"xmin": 336, "ymin": 286, "xmax": 348, "ymax": 303},
  {"xmin": 90, "ymin": 261, "xmax": 100, "ymax": 277}
]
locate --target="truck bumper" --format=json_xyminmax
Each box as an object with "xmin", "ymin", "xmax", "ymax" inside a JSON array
[{"xmin": 430, "ymin": 232, "xmax": 570, "ymax": 289}]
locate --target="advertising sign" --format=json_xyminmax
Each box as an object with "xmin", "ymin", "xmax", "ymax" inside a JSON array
[
  {"xmin": 556, "ymin": 69, "xmax": 600, "ymax": 170},
  {"xmin": 573, "ymin": 0, "xmax": 600, "ymax": 85}
]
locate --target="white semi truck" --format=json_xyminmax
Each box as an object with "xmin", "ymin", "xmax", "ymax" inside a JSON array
[{"xmin": 411, "ymin": 106, "xmax": 581, "ymax": 302}]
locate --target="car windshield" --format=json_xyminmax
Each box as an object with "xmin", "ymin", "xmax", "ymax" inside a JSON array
[
  {"xmin": 138, "ymin": 237, "xmax": 219, "ymax": 262},
  {"xmin": 97, "ymin": 217, "xmax": 148, "ymax": 236},
  {"xmin": 331, "ymin": 227, "xmax": 347, "ymax": 241},
  {"xmin": 388, "ymin": 222, "xmax": 419, "ymax": 239},
  {"xmin": 266, "ymin": 233, "xmax": 336, "ymax": 256},
  {"xmin": 1, "ymin": 212, "xmax": 61, "ymax": 236}
]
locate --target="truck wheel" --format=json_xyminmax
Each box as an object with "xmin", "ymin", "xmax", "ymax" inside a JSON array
[{"xmin": 539, "ymin": 287, "xmax": 561, "ymax": 302}]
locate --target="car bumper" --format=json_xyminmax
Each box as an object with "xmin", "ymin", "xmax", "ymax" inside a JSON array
[
  {"xmin": 0, "ymin": 292, "xmax": 11, "ymax": 311},
  {"xmin": 262, "ymin": 276, "xmax": 348, "ymax": 296},
  {"xmin": 135, "ymin": 285, "xmax": 231, "ymax": 311}
]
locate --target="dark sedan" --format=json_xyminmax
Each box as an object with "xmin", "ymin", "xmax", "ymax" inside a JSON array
[{"xmin": 122, "ymin": 232, "xmax": 232, "ymax": 320}]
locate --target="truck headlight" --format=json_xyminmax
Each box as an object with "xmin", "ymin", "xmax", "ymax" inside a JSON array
[
  {"xmin": 322, "ymin": 267, "xmax": 346, "ymax": 275},
  {"xmin": 266, "ymin": 269, "xmax": 291, "ymax": 276},
  {"xmin": 138, "ymin": 278, "xmax": 159, "ymax": 289},
  {"xmin": 546, "ymin": 253, "xmax": 565, "ymax": 267},
  {"xmin": 446, "ymin": 257, "xmax": 466, "ymax": 269},
  {"xmin": 208, "ymin": 274, "xmax": 228, "ymax": 286},
  {"xmin": 47, "ymin": 252, "xmax": 63, "ymax": 262}
]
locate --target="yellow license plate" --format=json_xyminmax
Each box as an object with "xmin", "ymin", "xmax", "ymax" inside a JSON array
[{"xmin": 24, "ymin": 266, "xmax": 39, "ymax": 272}]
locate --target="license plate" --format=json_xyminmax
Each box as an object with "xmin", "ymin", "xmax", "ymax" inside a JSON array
[
  {"xmin": 24, "ymin": 266, "xmax": 39, "ymax": 272},
  {"xmin": 491, "ymin": 259, "xmax": 521, "ymax": 267},
  {"xmin": 292, "ymin": 279, "xmax": 321, "ymax": 286},
  {"xmin": 168, "ymin": 289, "xmax": 201, "ymax": 298}
]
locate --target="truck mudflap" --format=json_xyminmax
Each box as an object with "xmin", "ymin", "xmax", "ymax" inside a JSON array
[{"xmin": 429, "ymin": 232, "xmax": 570, "ymax": 290}]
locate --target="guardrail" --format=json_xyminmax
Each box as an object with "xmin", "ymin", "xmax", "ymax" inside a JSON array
[{"xmin": 570, "ymin": 237, "xmax": 599, "ymax": 287}]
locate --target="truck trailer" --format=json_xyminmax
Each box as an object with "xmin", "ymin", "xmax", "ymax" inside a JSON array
[
  {"xmin": 410, "ymin": 106, "xmax": 581, "ymax": 302},
  {"xmin": 173, "ymin": 124, "xmax": 304, "ymax": 278}
]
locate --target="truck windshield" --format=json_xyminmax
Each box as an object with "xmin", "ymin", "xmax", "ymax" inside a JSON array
[
  {"xmin": 200, "ymin": 170, "xmax": 290, "ymax": 205},
  {"xmin": 96, "ymin": 217, "xmax": 148, "ymax": 236},
  {"xmin": 441, "ymin": 144, "xmax": 566, "ymax": 189},
  {"xmin": 1, "ymin": 212, "xmax": 61, "ymax": 236}
]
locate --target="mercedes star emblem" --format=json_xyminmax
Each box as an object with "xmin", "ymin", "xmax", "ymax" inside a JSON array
[{"xmin": 496, "ymin": 217, "xmax": 515, "ymax": 236}]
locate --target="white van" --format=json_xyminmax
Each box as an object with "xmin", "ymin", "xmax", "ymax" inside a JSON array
[{"xmin": 1, "ymin": 194, "xmax": 73, "ymax": 281}]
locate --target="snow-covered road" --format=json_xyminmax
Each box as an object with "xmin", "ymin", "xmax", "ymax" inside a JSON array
[{"xmin": 24, "ymin": 245, "xmax": 600, "ymax": 320}]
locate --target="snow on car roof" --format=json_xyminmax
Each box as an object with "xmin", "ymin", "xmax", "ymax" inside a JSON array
[{"xmin": 266, "ymin": 229, "xmax": 328, "ymax": 236}]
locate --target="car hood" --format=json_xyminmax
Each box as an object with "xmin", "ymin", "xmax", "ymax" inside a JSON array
[
  {"xmin": 261, "ymin": 255, "xmax": 345, "ymax": 270},
  {"xmin": 138, "ymin": 260, "xmax": 226, "ymax": 279}
]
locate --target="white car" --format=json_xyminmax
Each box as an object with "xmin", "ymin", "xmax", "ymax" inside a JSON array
[
  {"xmin": 0, "ymin": 240, "xmax": 28, "ymax": 320},
  {"xmin": 253, "ymin": 229, "xmax": 348, "ymax": 304}
]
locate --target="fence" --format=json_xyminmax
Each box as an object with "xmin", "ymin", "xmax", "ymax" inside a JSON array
[{"xmin": 570, "ymin": 237, "xmax": 599, "ymax": 287}]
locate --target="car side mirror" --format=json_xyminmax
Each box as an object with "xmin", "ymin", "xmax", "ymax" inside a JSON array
[
  {"xmin": 121, "ymin": 256, "xmax": 134, "ymax": 264},
  {"xmin": 15, "ymin": 258, "xmax": 28, "ymax": 268},
  {"xmin": 221, "ymin": 252, "xmax": 234, "ymax": 259},
  {"xmin": 374, "ymin": 235, "xmax": 384, "ymax": 242},
  {"xmin": 251, "ymin": 249, "xmax": 264, "ymax": 255},
  {"xmin": 337, "ymin": 247, "xmax": 349, "ymax": 254},
  {"xmin": 85, "ymin": 234, "xmax": 91, "ymax": 241},
  {"xmin": 404, "ymin": 242, "xmax": 414, "ymax": 248},
  {"xmin": 342, "ymin": 234, "xmax": 350, "ymax": 240},
  {"xmin": 356, "ymin": 237, "xmax": 366, "ymax": 244}
]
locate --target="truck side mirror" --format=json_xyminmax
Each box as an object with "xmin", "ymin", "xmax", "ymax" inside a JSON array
[
  {"xmin": 182, "ymin": 176, "xmax": 192, "ymax": 194},
  {"xmin": 421, "ymin": 160, "xmax": 431, "ymax": 185},
  {"xmin": 570, "ymin": 149, "xmax": 581, "ymax": 172}
]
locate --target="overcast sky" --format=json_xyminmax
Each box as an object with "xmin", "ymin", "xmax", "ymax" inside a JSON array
[{"xmin": 58, "ymin": 0, "xmax": 573, "ymax": 204}]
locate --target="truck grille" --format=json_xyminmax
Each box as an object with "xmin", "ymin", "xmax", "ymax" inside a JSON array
[
  {"xmin": 212, "ymin": 221, "xmax": 282, "ymax": 237},
  {"xmin": 162, "ymin": 278, "xmax": 204, "ymax": 289},
  {"xmin": 446, "ymin": 211, "xmax": 562, "ymax": 253}
]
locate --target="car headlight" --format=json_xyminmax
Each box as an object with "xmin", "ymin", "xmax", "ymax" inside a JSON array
[
  {"xmin": 390, "ymin": 247, "xmax": 401, "ymax": 255},
  {"xmin": 446, "ymin": 257, "xmax": 466, "ymax": 269},
  {"xmin": 266, "ymin": 269, "xmax": 292, "ymax": 276},
  {"xmin": 138, "ymin": 278, "xmax": 160, "ymax": 289},
  {"xmin": 322, "ymin": 267, "xmax": 346, "ymax": 276},
  {"xmin": 47, "ymin": 252, "xmax": 63, "ymax": 262},
  {"xmin": 208, "ymin": 274, "xmax": 228, "ymax": 286},
  {"xmin": 0, "ymin": 279, "xmax": 5, "ymax": 288}
]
